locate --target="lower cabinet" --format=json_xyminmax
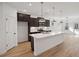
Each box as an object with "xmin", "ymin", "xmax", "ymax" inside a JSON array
[{"xmin": 30, "ymin": 36, "xmax": 34, "ymax": 51}]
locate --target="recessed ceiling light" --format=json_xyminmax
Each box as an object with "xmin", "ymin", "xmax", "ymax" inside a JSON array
[{"xmin": 29, "ymin": 2, "xmax": 32, "ymax": 6}]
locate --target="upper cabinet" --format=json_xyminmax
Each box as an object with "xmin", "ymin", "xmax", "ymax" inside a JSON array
[
  {"xmin": 39, "ymin": 20, "xmax": 50, "ymax": 27},
  {"xmin": 37, "ymin": 17, "xmax": 50, "ymax": 27},
  {"xmin": 45, "ymin": 20, "xmax": 50, "ymax": 27},
  {"xmin": 30, "ymin": 17, "xmax": 39, "ymax": 27},
  {"xmin": 17, "ymin": 13, "xmax": 30, "ymax": 22},
  {"xmin": 17, "ymin": 13, "xmax": 50, "ymax": 27}
]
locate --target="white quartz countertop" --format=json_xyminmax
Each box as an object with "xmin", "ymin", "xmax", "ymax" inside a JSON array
[{"xmin": 29, "ymin": 32, "xmax": 63, "ymax": 39}]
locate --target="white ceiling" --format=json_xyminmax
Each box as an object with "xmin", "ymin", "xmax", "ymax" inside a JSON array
[{"xmin": 6, "ymin": 2, "xmax": 79, "ymax": 19}]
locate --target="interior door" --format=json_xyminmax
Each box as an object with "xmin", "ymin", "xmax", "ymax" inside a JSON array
[{"xmin": 6, "ymin": 16, "xmax": 17, "ymax": 50}]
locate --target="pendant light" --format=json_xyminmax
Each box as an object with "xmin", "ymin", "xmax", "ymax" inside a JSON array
[
  {"xmin": 28, "ymin": 2, "xmax": 32, "ymax": 6},
  {"xmin": 39, "ymin": 2, "xmax": 45, "ymax": 22},
  {"xmin": 59, "ymin": 10, "xmax": 63, "ymax": 17},
  {"xmin": 52, "ymin": 6, "xmax": 56, "ymax": 22},
  {"xmin": 59, "ymin": 10, "xmax": 63, "ymax": 23}
]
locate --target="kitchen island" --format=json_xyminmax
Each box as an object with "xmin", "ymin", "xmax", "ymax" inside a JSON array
[{"xmin": 30, "ymin": 32, "xmax": 65, "ymax": 56}]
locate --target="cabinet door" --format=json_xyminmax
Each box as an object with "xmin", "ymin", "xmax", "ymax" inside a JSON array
[
  {"xmin": 17, "ymin": 13, "xmax": 24, "ymax": 21},
  {"xmin": 6, "ymin": 16, "xmax": 17, "ymax": 50},
  {"xmin": 45, "ymin": 20, "xmax": 50, "ymax": 27},
  {"xmin": 17, "ymin": 13, "xmax": 30, "ymax": 22},
  {"xmin": 29, "ymin": 18, "xmax": 34, "ymax": 26},
  {"xmin": 33, "ymin": 19, "xmax": 39, "ymax": 27},
  {"xmin": 39, "ymin": 22, "xmax": 45, "ymax": 26},
  {"xmin": 23, "ymin": 14, "xmax": 30, "ymax": 21},
  {"xmin": 30, "ymin": 18, "xmax": 39, "ymax": 27}
]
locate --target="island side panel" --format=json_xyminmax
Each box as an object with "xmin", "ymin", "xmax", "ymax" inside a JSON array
[{"xmin": 34, "ymin": 33, "xmax": 64, "ymax": 56}]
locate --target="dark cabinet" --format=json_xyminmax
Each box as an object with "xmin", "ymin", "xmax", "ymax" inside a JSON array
[
  {"xmin": 29, "ymin": 18, "xmax": 39, "ymax": 27},
  {"xmin": 39, "ymin": 22, "xmax": 45, "ymax": 26},
  {"xmin": 17, "ymin": 13, "xmax": 30, "ymax": 22},
  {"xmin": 39, "ymin": 20, "xmax": 50, "ymax": 27},
  {"xmin": 30, "ymin": 36, "xmax": 34, "ymax": 51},
  {"xmin": 37, "ymin": 17, "xmax": 50, "ymax": 27},
  {"xmin": 45, "ymin": 20, "xmax": 50, "ymax": 27},
  {"xmin": 17, "ymin": 13, "xmax": 23, "ymax": 21}
]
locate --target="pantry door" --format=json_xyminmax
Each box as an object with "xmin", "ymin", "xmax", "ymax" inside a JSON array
[{"xmin": 6, "ymin": 16, "xmax": 17, "ymax": 50}]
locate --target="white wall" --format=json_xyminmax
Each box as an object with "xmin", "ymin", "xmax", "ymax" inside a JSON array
[
  {"xmin": 3, "ymin": 3, "xmax": 17, "ymax": 50},
  {"xmin": 0, "ymin": 3, "xmax": 17, "ymax": 55},
  {"xmin": 49, "ymin": 16, "xmax": 79, "ymax": 33},
  {"xmin": 49, "ymin": 17, "xmax": 64, "ymax": 33},
  {"xmin": 0, "ymin": 3, "xmax": 7, "ymax": 54},
  {"xmin": 17, "ymin": 22, "xmax": 28, "ymax": 43}
]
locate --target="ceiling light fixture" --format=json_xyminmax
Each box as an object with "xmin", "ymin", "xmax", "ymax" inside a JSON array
[
  {"xmin": 52, "ymin": 6, "xmax": 56, "ymax": 23},
  {"xmin": 39, "ymin": 2, "xmax": 45, "ymax": 22},
  {"xmin": 52, "ymin": 6, "xmax": 55, "ymax": 17},
  {"xmin": 59, "ymin": 10, "xmax": 63, "ymax": 17},
  {"xmin": 29, "ymin": 2, "xmax": 32, "ymax": 6}
]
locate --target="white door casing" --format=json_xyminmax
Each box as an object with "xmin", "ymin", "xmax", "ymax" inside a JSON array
[{"xmin": 5, "ymin": 16, "xmax": 17, "ymax": 50}]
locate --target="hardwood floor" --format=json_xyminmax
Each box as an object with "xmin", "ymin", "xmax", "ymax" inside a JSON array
[
  {"xmin": 1, "ymin": 34, "xmax": 79, "ymax": 57},
  {"xmin": 40, "ymin": 34, "xmax": 79, "ymax": 57},
  {"xmin": 1, "ymin": 42, "xmax": 33, "ymax": 57}
]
